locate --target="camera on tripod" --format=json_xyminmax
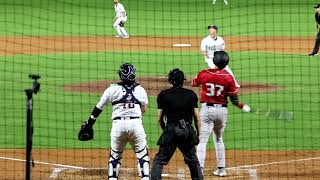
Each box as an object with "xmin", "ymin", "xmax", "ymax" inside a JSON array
[{"xmin": 28, "ymin": 74, "xmax": 41, "ymax": 94}]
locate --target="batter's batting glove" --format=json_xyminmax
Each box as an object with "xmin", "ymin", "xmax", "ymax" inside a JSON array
[
  {"xmin": 78, "ymin": 121, "xmax": 94, "ymax": 141},
  {"xmin": 241, "ymin": 104, "xmax": 251, "ymax": 113}
]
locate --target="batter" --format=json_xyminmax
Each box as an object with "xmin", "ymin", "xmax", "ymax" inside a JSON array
[{"xmin": 192, "ymin": 51, "xmax": 251, "ymax": 177}]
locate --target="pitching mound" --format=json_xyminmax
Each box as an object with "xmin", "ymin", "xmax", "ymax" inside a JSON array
[{"xmin": 63, "ymin": 77, "xmax": 282, "ymax": 96}]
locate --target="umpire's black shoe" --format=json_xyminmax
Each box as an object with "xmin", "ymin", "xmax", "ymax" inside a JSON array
[{"xmin": 308, "ymin": 53, "xmax": 318, "ymax": 56}]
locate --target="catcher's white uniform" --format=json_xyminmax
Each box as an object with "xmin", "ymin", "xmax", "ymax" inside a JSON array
[
  {"xmin": 114, "ymin": 2, "xmax": 129, "ymax": 38},
  {"xmin": 200, "ymin": 35, "xmax": 240, "ymax": 87},
  {"xmin": 96, "ymin": 83, "xmax": 149, "ymax": 180}
]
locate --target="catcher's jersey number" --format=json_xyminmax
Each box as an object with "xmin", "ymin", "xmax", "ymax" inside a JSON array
[
  {"xmin": 122, "ymin": 102, "xmax": 135, "ymax": 109},
  {"xmin": 205, "ymin": 83, "xmax": 224, "ymax": 96}
]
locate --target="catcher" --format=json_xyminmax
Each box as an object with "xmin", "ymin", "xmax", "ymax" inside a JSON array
[{"xmin": 78, "ymin": 63, "xmax": 150, "ymax": 180}]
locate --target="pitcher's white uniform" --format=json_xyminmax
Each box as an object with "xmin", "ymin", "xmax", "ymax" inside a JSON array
[
  {"xmin": 96, "ymin": 83, "xmax": 149, "ymax": 179},
  {"xmin": 201, "ymin": 35, "xmax": 225, "ymax": 68},
  {"xmin": 200, "ymin": 35, "xmax": 240, "ymax": 87},
  {"xmin": 114, "ymin": 2, "xmax": 129, "ymax": 38},
  {"xmin": 212, "ymin": 0, "xmax": 229, "ymax": 5}
]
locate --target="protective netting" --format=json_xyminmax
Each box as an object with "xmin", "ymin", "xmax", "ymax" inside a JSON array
[{"xmin": 0, "ymin": 0, "xmax": 320, "ymax": 179}]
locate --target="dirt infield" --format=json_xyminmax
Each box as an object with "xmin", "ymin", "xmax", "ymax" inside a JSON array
[
  {"xmin": 1, "ymin": 149, "xmax": 320, "ymax": 179},
  {"xmin": 0, "ymin": 36, "xmax": 313, "ymax": 55},
  {"xmin": 63, "ymin": 77, "xmax": 282, "ymax": 96}
]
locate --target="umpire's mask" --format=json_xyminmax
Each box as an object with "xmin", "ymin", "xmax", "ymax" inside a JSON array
[
  {"xmin": 118, "ymin": 63, "xmax": 136, "ymax": 82},
  {"xmin": 168, "ymin": 68, "xmax": 186, "ymax": 87}
]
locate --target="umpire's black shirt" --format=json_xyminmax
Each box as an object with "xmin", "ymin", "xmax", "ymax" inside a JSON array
[{"xmin": 157, "ymin": 87, "xmax": 198, "ymax": 124}]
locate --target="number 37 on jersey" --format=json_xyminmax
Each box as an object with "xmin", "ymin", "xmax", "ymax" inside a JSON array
[{"xmin": 205, "ymin": 83, "xmax": 224, "ymax": 97}]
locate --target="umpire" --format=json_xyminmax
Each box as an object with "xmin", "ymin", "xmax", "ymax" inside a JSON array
[
  {"xmin": 150, "ymin": 69, "xmax": 203, "ymax": 180},
  {"xmin": 309, "ymin": 4, "xmax": 320, "ymax": 56}
]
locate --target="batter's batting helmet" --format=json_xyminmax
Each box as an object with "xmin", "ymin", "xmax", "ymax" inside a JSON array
[
  {"xmin": 213, "ymin": 51, "xmax": 229, "ymax": 69},
  {"xmin": 168, "ymin": 68, "xmax": 186, "ymax": 87},
  {"xmin": 118, "ymin": 63, "xmax": 136, "ymax": 82}
]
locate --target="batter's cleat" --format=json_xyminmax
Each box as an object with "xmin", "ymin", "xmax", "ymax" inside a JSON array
[
  {"xmin": 213, "ymin": 168, "xmax": 227, "ymax": 177},
  {"xmin": 122, "ymin": 35, "xmax": 130, "ymax": 39},
  {"xmin": 224, "ymin": 0, "xmax": 229, "ymax": 5},
  {"xmin": 308, "ymin": 53, "xmax": 318, "ymax": 56},
  {"xmin": 114, "ymin": 35, "xmax": 123, "ymax": 38}
]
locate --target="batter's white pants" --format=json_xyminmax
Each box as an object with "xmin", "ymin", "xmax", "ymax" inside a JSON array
[
  {"xmin": 113, "ymin": 16, "xmax": 128, "ymax": 37},
  {"xmin": 196, "ymin": 104, "xmax": 227, "ymax": 169},
  {"xmin": 205, "ymin": 57, "xmax": 240, "ymax": 87}
]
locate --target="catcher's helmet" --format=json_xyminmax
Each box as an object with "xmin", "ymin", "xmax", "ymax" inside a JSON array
[
  {"xmin": 213, "ymin": 51, "xmax": 229, "ymax": 69},
  {"xmin": 118, "ymin": 63, "xmax": 136, "ymax": 82},
  {"xmin": 168, "ymin": 68, "xmax": 186, "ymax": 87}
]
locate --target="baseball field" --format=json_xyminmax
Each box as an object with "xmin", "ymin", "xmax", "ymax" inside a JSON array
[{"xmin": 0, "ymin": 0, "xmax": 320, "ymax": 179}]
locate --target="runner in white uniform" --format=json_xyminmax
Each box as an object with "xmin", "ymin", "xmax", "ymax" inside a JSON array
[
  {"xmin": 200, "ymin": 25, "xmax": 240, "ymax": 87},
  {"xmin": 84, "ymin": 63, "xmax": 149, "ymax": 180},
  {"xmin": 114, "ymin": 0, "xmax": 129, "ymax": 38}
]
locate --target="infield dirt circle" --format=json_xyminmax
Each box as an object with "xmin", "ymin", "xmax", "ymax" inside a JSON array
[{"xmin": 1, "ymin": 35, "xmax": 319, "ymax": 179}]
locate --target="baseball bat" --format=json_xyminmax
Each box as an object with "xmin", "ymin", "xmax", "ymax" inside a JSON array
[{"xmin": 250, "ymin": 108, "xmax": 294, "ymax": 121}]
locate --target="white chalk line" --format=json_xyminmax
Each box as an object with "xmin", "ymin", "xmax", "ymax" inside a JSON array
[
  {"xmin": 227, "ymin": 156, "xmax": 320, "ymax": 179},
  {"xmin": 0, "ymin": 156, "xmax": 85, "ymax": 169},
  {"xmin": 49, "ymin": 167, "xmax": 184, "ymax": 179},
  {"xmin": 3, "ymin": 155, "xmax": 320, "ymax": 179},
  {"xmin": 49, "ymin": 168, "xmax": 67, "ymax": 178},
  {"xmin": 227, "ymin": 156, "xmax": 320, "ymax": 170},
  {"xmin": 51, "ymin": 156, "xmax": 320, "ymax": 179}
]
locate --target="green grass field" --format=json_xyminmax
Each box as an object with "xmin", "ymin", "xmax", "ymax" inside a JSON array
[{"xmin": 0, "ymin": 0, "xmax": 320, "ymax": 150}]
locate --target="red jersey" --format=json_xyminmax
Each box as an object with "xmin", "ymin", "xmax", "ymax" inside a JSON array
[{"xmin": 192, "ymin": 68, "xmax": 238, "ymax": 105}]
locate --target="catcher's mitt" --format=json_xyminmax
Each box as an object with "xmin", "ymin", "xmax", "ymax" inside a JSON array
[
  {"xmin": 78, "ymin": 121, "xmax": 94, "ymax": 141},
  {"xmin": 119, "ymin": 21, "xmax": 124, "ymax": 27}
]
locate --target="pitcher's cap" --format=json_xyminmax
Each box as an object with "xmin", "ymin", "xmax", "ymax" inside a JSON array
[{"xmin": 208, "ymin": 25, "xmax": 218, "ymax": 30}]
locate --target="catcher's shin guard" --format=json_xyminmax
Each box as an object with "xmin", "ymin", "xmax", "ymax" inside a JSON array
[
  {"xmin": 136, "ymin": 146, "xmax": 150, "ymax": 179},
  {"xmin": 108, "ymin": 150, "xmax": 122, "ymax": 179}
]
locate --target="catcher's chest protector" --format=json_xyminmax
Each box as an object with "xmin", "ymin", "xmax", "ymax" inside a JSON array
[{"xmin": 112, "ymin": 84, "xmax": 141, "ymax": 106}]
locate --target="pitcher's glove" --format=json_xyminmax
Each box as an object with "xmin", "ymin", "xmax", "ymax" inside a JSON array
[{"xmin": 78, "ymin": 121, "xmax": 94, "ymax": 141}]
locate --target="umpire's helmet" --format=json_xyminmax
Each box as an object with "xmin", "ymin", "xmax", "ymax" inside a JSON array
[
  {"xmin": 118, "ymin": 63, "xmax": 136, "ymax": 82},
  {"xmin": 168, "ymin": 68, "xmax": 186, "ymax": 87},
  {"xmin": 213, "ymin": 51, "xmax": 229, "ymax": 69}
]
